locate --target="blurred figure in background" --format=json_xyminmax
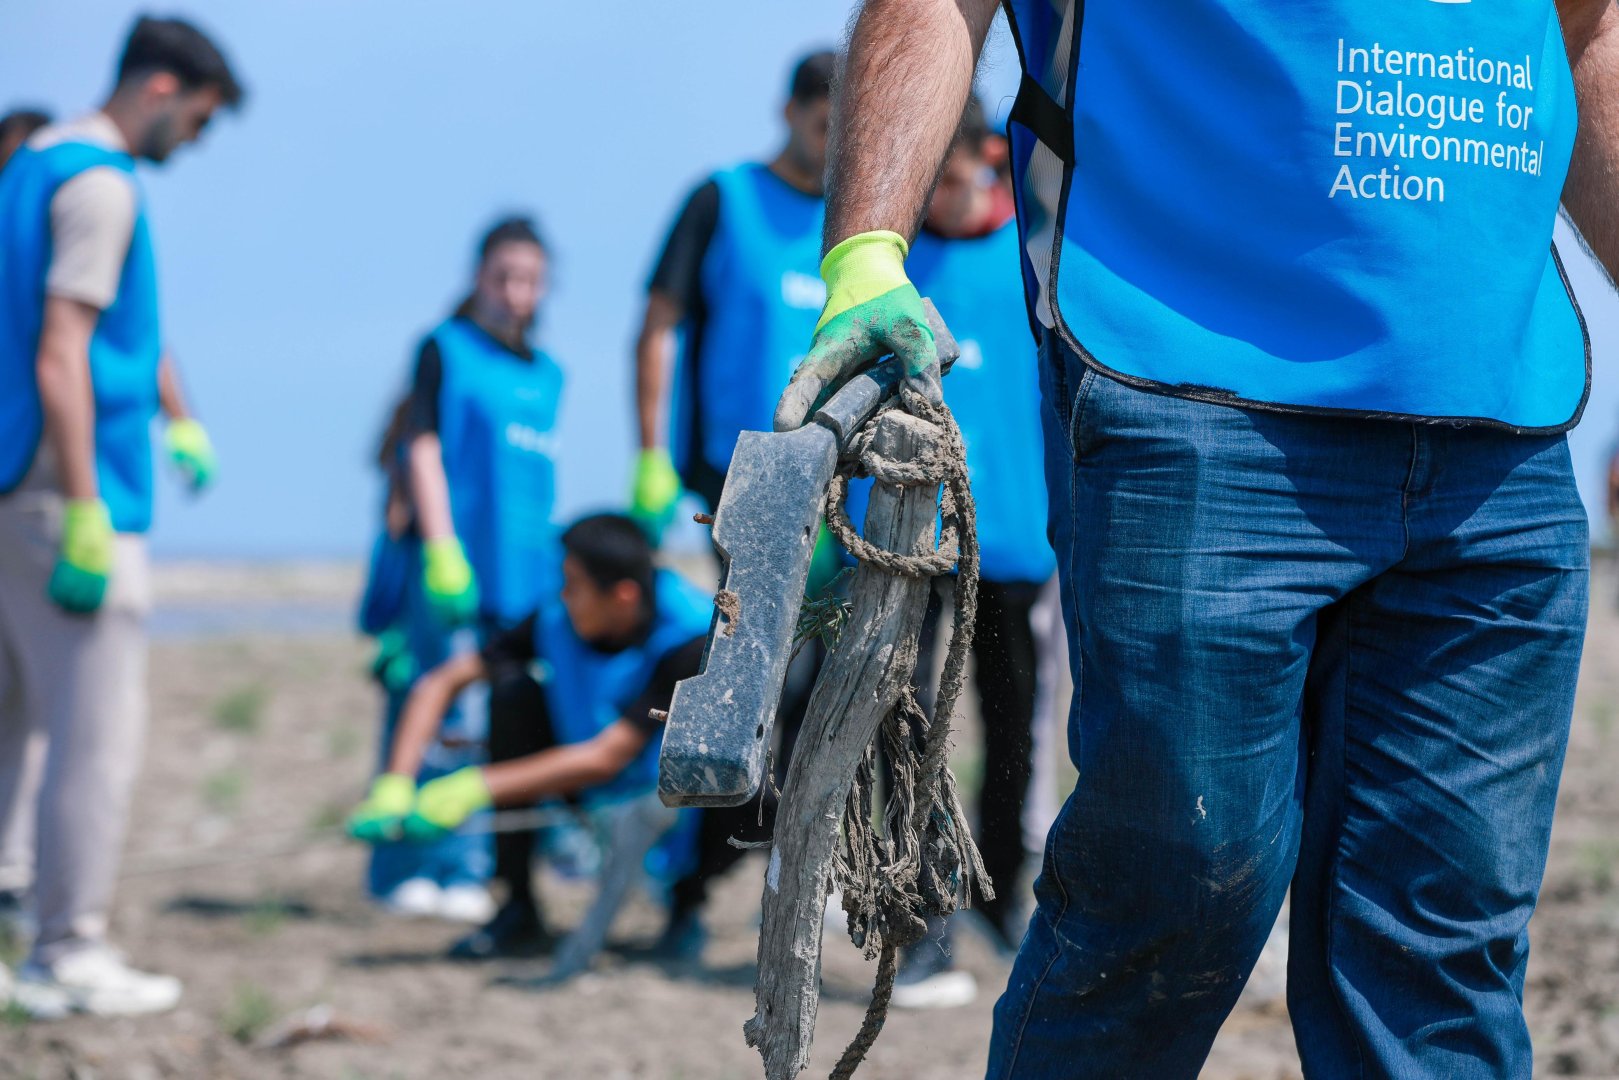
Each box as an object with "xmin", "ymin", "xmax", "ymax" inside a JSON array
[
  {"xmin": 628, "ymin": 48, "xmax": 833, "ymax": 537},
  {"xmin": 0, "ymin": 14, "xmax": 243, "ymax": 1017},
  {"xmin": 350, "ymin": 514, "xmax": 712, "ymax": 972},
  {"xmin": 0, "ymin": 109, "xmax": 52, "ymax": 172},
  {"xmin": 354, "ymin": 216, "xmax": 564, "ymax": 931},
  {"xmin": 627, "ymin": 48, "xmax": 837, "ymax": 963}
]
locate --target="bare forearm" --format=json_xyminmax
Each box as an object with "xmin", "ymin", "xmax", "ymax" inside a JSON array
[
  {"xmin": 634, "ymin": 325, "xmax": 670, "ymax": 450},
  {"xmin": 408, "ymin": 433, "xmax": 455, "ymax": 541},
  {"xmin": 157, "ymin": 353, "xmax": 192, "ymax": 421},
  {"xmin": 384, "ymin": 656, "xmax": 484, "ymax": 777},
  {"xmin": 1562, "ymin": 1, "xmax": 1619, "ymax": 279},
  {"xmin": 482, "ymin": 744, "xmax": 615, "ymax": 806},
  {"xmin": 634, "ymin": 294, "xmax": 681, "ymax": 450},
  {"xmin": 824, "ymin": 0, "xmax": 1000, "ymax": 251},
  {"xmin": 35, "ymin": 298, "xmax": 100, "ymax": 500}
]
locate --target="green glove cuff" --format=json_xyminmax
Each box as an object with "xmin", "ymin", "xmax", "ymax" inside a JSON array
[
  {"xmin": 817, "ymin": 230, "xmax": 911, "ymax": 331},
  {"xmin": 165, "ymin": 418, "xmax": 217, "ymax": 490},
  {"xmin": 423, "ymin": 537, "xmax": 473, "ymax": 595},
  {"xmin": 60, "ymin": 499, "xmax": 114, "ymax": 574}
]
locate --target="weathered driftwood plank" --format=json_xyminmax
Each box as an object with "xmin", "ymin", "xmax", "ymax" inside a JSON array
[{"xmin": 745, "ymin": 410, "xmax": 942, "ymax": 1080}]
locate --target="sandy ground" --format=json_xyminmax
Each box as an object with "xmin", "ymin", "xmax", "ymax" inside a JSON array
[{"xmin": 2, "ymin": 557, "xmax": 1618, "ymax": 1079}]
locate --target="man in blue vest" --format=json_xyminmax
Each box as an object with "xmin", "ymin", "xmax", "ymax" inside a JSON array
[
  {"xmin": 626, "ymin": 49, "xmax": 837, "ymax": 962},
  {"xmin": 628, "ymin": 48, "xmax": 834, "ymax": 532},
  {"xmin": 0, "ymin": 15, "xmax": 243, "ymax": 1018},
  {"xmin": 775, "ymin": 2, "xmax": 1619, "ymax": 1075},
  {"xmin": 348, "ymin": 513, "xmax": 713, "ymax": 968}
]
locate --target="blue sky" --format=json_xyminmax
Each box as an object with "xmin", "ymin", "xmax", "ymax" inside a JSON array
[{"xmin": 3, "ymin": 3, "xmax": 1616, "ymax": 557}]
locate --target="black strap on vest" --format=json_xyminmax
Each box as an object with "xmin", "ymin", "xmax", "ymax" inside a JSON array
[{"xmin": 1009, "ymin": 72, "xmax": 1074, "ymax": 165}]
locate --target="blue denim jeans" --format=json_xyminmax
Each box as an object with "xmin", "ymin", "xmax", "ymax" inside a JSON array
[{"xmin": 987, "ymin": 336, "xmax": 1588, "ymax": 1078}]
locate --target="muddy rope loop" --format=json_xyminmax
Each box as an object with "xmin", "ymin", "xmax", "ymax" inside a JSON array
[{"xmin": 821, "ymin": 385, "xmax": 989, "ymax": 1080}]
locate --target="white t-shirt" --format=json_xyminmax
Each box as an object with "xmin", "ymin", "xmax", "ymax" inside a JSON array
[{"xmin": 27, "ymin": 114, "xmax": 137, "ymax": 311}]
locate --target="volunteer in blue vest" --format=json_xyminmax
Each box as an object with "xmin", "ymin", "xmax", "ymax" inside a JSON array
[
  {"xmin": 857, "ymin": 97, "xmax": 1055, "ymax": 1012},
  {"xmin": 626, "ymin": 49, "xmax": 836, "ymax": 961},
  {"xmin": 629, "ymin": 48, "xmax": 832, "ymax": 533},
  {"xmin": 358, "ymin": 216, "xmax": 565, "ymax": 926},
  {"xmin": 775, "ymin": 3, "xmax": 1619, "ymax": 1074},
  {"xmin": 348, "ymin": 514, "xmax": 712, "ymax": 970},
  {"xmin": 0, "ymin": 15, "xmax": 243, "ymax": 1019}
]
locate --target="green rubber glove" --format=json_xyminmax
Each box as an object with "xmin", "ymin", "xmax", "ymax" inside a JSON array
[
  {"xmin": 369, "ymin": 629, "xmax": 418, "ymax": 693},
  {"xmin": 630, "ymin": 447, "xmax": 682, "ymax": 541},
  {"xmin": 47, "ymin": 499, "xmax": 114, "ymax": 614},
  {"xmin": 422, "ymin": 536, "xmax": 478, "ymax": 627},
  {"xmin": 346, "ymin": 773, "xmax": 416, "ymax": 844},
  {"xmin": 165, "ymin": 417, "xmax": 217, "ymax": 493},
  {"xmin": 403, "ymin": 766, "xmax": 491, "ymax": 842},
  {"xmin": 774, "ymin": 230, "xmax": 941, "ymax": 432}
]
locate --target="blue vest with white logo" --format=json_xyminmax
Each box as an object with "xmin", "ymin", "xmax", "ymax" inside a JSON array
[
  {"xmin": 433, "ymin": 317, "xmax": 564, "ymax": 622},
  {"xmin": 672, "ymin": 163, "xmax": 825, "ymax": 482},
  {"xmin": 533, "ymin": 570, "xmax": 713, "ymax": 803},
  {"xmin": 1004, "ymin": 1, "xmax": 1586, "ymax": 431},
  {"xmin": 909, "ymin": 222, "xmax": 1055, "ymax": 584},
  {"xmin": 0, "ymin": 142, "xmax": 162, "ymax": 530}
]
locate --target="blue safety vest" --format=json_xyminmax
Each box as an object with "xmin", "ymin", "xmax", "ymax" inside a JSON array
[
  {"xmin": 432, "ymin": 317, "xmax": 564, "ymax": 623},
  {"xmin": 0, "ymin": 142, "xmax": 162, "ymax": 530},
  {"xmin": 533, "ymin": 570, "xmax": 713, "ymax": 804},
  {"xmin": 1003, "ymin": 1, "xmax": 1586, "ymax": 432},
  {"xmin": 909, "ymin": 223, "xmax": 1056, "ymax": 584},
  {"xmin": 671, "ymin": 163, "xmax": 825, "ymax": 484}
]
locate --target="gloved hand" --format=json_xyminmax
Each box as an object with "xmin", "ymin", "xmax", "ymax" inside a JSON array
[
  {"xmin": 368, "ymin": 629, "xmax": 417, "ymax": 693},
  {"xmin": 346, "ymin": 773, "xmax": 416, "ymax": 844},
  {"xmin": 47, "ymin": 499, "xmax": 114, "ymax": 614},
  {"xmin": 164, "ymin": 417, "xmax": 217, "ymax": 493},
  {"xmin": 422, "ymin": 536, "xmax": 479, "ymax": 628},
  {"xmin": 630, "ymin": 447, "xmax": 682, "ymax": 541},
  {"xmin": 773, "ymin": 230, "xmax": 941, "ymax": 432},
  {"xmin": 402, "ymin": 766, "xmax": 491, "ymax": 842}
]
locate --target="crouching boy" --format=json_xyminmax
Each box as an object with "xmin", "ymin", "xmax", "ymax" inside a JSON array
[{"xmin": 347, "ymin": 513, "xmax": 711, "ymax": 976}]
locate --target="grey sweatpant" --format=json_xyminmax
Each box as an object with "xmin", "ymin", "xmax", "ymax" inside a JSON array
[{"xmin": 0, "ymin": 462, "xmax": 149, "ymax": 965}]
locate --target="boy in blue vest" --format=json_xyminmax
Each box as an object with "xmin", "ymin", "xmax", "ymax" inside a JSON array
[
  {"xmin": 0, "ymin": 15, "xmax": 243, "ymax": 1018},
  {"xmin": 775, "ymin": 2, "xmax": 1619, "ymax": 1075},
  {"xmin": 348, "ymin": 514, "xmax": 713, "ymax": 973}
]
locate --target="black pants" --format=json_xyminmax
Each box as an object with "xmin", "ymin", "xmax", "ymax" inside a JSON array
[
  {"xmin": 487, "ymin": 670, "xmax": 557, "ymax": 905},
  {"xmin": 916, "ymin": 576, "xmax": 1042, "ymax": 926},
  {"xmin": 487, "ymin": 659, "xmax": 815, "ymax": 923}
]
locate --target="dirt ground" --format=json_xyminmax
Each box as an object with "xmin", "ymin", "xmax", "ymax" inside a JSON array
[{"xmin": 3, "ymin": 557, "xmax": 1618, "ymax": 1079}]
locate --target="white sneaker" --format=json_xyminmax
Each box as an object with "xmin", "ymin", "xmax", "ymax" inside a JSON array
[
  {"xmin": 890, "ymin": 969, "xmax": 978, "ymax": 1010},
  {"xmin": 437, "ymin": 883, "xmax": 496, "ymax": 925},
  {"xmin": 18, "ymin": 947, "xmax": 180, "ymax": 1017},
  {"xmin": 378, "ymin": 877, "xmax": 442, "ymax": 918}
]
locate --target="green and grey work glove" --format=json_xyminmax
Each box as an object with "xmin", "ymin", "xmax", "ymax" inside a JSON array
[
  {"xmin": 47, "ymin": 498, "xmax": 114, "ymax": 614},
  {"xmin": 402, "ymin": 766, "xmax": 492, "ymax": 842},
  {"xmin": 422, "ymin": 536, "xmax": 479, "ymax": 628},
  {"xmin": 164, "ymin": 417, "xmax": 217, "ymax": 493},
  {"xmin": 773, "ymin": 230, "xmax": 941, "ymax": 433},
  {"xmin": 346, "ymin": 773, "xmax": 416, "ymax": 844}
]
